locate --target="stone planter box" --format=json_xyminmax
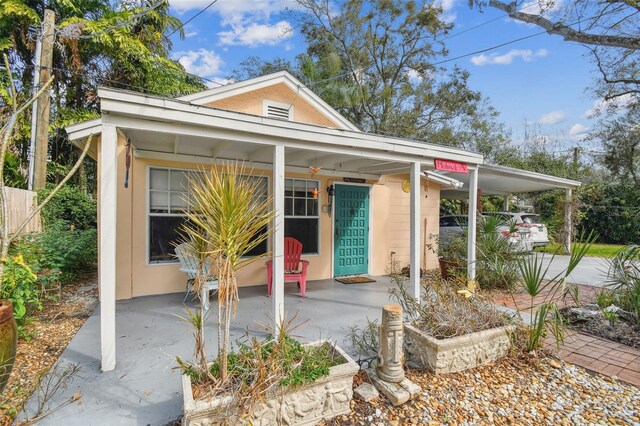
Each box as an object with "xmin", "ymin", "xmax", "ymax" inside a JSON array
[
  {"xmin": 404, "ymin": 323, "xmax": 514, "ymax": 374},
  {"xmin": 181, "ymin": 340, "xmax": 359, "ymax": 426}
]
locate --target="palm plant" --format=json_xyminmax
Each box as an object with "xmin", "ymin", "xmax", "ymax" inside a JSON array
[
  {"xmin": 182, "ymin": 163, "xmax": 273, "ymax": 382},
  {"xmin": 604, "ymin": 245, "xmax": 640, "ymax": 324},
  {"xmin": 515, "ymin": 230, "xmax": 597, "ymax": 352}
]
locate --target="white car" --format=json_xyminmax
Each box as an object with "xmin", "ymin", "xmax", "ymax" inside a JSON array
[
  {"xmin": 495, "ymin": 212, "xmax": 550, "ymax": 248},
  {"xmin": 439, "ymin": 215, "xmax": 533, "ymax": 253}
]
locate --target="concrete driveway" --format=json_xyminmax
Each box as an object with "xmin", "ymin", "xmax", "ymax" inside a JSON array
[{"xmin": 538, "ymin": 254, "xmax": 611, "ymax": 288}]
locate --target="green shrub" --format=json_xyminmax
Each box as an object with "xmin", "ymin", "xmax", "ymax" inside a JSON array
[
  {"xmin": 605, "ymin": 245, "xmax": 640, "ymax": 324},
  {"xmin": 38, "ymin": 185, "xmax": 96, "ymax": 230},
  {"xmin": 11, "ymin": 221, "xmax": 97, "ymax": 281},
  {"xmin": 1, "ymin": 255, "xmax": 42, "ymax": 320}
]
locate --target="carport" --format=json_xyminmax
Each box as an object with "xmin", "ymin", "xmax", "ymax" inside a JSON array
[{"xmin": 433, "ymin": 163, "xmax": 581, "ymax": 279}]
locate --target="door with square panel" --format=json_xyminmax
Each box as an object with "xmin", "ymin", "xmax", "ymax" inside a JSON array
[{"xmin": 334, "ymin": 184, "xmax": 370, "ymax": 276}]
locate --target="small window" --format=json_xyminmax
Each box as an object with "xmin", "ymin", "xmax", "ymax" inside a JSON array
[
  {"xmin": 285, "ymin": 178, "xmax": 320, "ymax": 254},
  {"xmin": 263, "ymin": 100, "xmax": 293, "ymax": 120}
]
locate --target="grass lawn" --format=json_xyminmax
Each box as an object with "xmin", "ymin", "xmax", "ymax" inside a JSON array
[{"xmin": 535, "ymin": 243, "xmax": 627, "ymax": 258}]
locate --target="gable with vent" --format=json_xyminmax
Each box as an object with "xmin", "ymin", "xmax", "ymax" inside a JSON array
[{"xmin": 263, "ymin": 100, "xmax": 293, "ymax": 120}]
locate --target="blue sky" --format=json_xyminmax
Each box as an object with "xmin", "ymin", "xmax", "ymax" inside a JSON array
[{"xmin": 167, "ymin": 0, "xmax": 607, "ymax": 152}]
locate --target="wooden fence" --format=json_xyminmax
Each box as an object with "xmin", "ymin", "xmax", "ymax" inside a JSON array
[{"xmin": 5, "ymin": 187, "xmax": 42, "ymax": 235}]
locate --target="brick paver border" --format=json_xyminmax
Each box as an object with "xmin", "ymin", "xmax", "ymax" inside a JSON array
[{"xmin": 546, "ymin": 331, "xmax": 640, "ymax": 387}]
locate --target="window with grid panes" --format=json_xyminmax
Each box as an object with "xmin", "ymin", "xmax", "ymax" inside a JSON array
[
  {"xmin": 148, "ymin": 168, "xmax": 269, "ymax": 263},
  {"xmin": 285, "ymin": 178, "xmax": 320, "ymax": 254}
]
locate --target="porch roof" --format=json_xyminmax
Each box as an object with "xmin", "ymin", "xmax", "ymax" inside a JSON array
[
  {"xmin": 66, "ymin": 87, "xmax": 484, "ymax": 180},
  {"xmin": 440, "ymin": 163, "xmax": 581, "ymax": 199}
]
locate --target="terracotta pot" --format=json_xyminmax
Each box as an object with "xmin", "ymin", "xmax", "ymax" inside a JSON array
[
  {"xmin": 0, "ymin": 300, "xmax": 17, "ymax": 395},
  {"xmin": 438, "ymin": 258, "xmax": 462, "ymax": 280}
]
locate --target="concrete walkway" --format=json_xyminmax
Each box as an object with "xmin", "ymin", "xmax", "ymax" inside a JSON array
[
  {"xmin": 22, "ymin": 277, "xmax": 395, "ymax": 426},
  {"xmin": 539, "ymin": 254, "xmax": 610, "ymax": 288}
]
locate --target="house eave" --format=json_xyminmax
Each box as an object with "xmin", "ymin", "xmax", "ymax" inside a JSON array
[{"xmin": 97, "ymin": 86, "xmax": 485, "ymax": 167}]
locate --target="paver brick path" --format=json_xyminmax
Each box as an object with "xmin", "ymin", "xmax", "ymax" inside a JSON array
[
  {"xmin": 492, "ymin": 284, "xmax": 640, "ymax": 388},
  {"xmin": 546, "ymin": 331, "xmax": 640, "ymax": 387}
]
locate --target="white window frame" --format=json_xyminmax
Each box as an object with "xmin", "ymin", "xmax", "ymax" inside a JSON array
[
  {"xmin": 147, "ymin": 166, "xmax": 203, "ymax": 265},
  {"xmin": 263, "ymin": 99, "xmax": 294, "ymax": 121},
  {"xmin": 285, "ymin": 177, "xmax": 321, "ymax": 256},
  {"xmin": 146, "ymin": 166, "xmax": 271, "ymax": 265}
]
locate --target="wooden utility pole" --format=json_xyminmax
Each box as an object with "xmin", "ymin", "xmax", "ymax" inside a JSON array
[{"xmin": 32, "ymin": 9, "xmax": 55, "ymax": 190}]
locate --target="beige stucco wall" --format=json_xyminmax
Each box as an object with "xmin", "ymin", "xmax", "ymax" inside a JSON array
[
  {"xmin": 110, "ymin": 156, "xmax": 440, "ymax": 300},
  {"xmin": 370, "ymin": 175, "xmax": 441, "ymax": 275},
  {"xmin": 123, "ymin": 156, "xmax": 340, "ymax": 299},
  {"xmin": 206, "ymin": 83, "xmax": 341, "ymax": 129}
]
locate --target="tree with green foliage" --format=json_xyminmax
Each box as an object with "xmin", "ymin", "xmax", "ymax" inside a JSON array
[
  {"xmin": 590, "ymin": 108, "xmax": 640, "ymax": 186},
  {"xmin": 292, "ymin": 0, "xmax": 484, "ymax": 141},
  {"xmin": 0, "ymin": 0, "xmax": 205, "ymax": 189}
]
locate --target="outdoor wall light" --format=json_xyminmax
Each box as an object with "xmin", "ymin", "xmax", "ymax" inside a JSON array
[{"xmin": 326, "ymin": 185, "xmax": 335, "ymax": 217}]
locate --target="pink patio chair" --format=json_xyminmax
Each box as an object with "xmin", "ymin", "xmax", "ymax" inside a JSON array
[{"xmin": 266, "ymin": 237, "xmax": 310, "ymax": 297}]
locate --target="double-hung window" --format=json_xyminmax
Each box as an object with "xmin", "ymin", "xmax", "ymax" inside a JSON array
[
  {"xmin": 285, "ymin": 178, "xmax": 320, "ymax": 255},
  {"xmin": 148, "ymin": 168, "xmax": 270, "ymax": 263},
  {"xmin": 148, "ymin": 168, "xmax": 202, "ymax": 263}
]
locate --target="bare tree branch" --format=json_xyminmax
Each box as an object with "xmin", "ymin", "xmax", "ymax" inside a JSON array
[{"xmin": 489, "ymin": 0, "xmax": 640, "ymax": 49}]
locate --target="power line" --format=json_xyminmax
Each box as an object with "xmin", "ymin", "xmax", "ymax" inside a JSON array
[
  {"xmin": 308, "ymin": 6, "xmax": 623, "ymax": 89},
  {"xmin": 437, "ymin": 1, "xmax": 539, "ymax": 42},
  {"xmin": 166, "ymin": 0, "xmax": 219, "ymax": 39}
]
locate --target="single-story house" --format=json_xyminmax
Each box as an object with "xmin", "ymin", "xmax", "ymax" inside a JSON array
[{"xmin": 66, "ymin": 71, "xmax": 579, "ymax": 371}]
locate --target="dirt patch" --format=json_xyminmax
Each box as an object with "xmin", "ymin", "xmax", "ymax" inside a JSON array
[
  {"xmin": 0, "ymin": 274, "xmax": 97, "ymax": 425},
  {"xmin": 561, "ymin": 305, "xmax": 640, "ymax": 349}
]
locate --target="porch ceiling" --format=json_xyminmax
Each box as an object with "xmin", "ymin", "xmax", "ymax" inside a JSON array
[
  {"xmin": 440, "ymin": 164, "xmax": 581, "ymax": 199},
  {"xmin": 127, "ymin": 128, "xmax": 414, "ymax": 179}
]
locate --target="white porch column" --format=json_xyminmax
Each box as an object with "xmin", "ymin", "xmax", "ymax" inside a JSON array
[
  {"xmin": 272, "ymin": 145, "xmax": 285, "ymax": 332},
  {"xmin": 100, "ymin": 123, "xmax": 117, "ymax": 371},
  {"xmin": 409, "ymin": 162, "xmax": 421, "ymax": 299},
  {"xmin": 467, "ymin": 167, "xmax": 478, "ymax": 281},
  {"xmin": 564, "ymin": 188, "xmax": 572, "ymax": 255}
]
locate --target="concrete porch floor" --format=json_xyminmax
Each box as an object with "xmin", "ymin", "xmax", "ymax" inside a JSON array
[{"xmin": 24, "ymin": 276, "xmax": 396, "ymax": 426}]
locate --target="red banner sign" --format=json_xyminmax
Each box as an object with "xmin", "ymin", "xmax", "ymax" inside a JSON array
[{"xmin": 434, "ymin": 159, "xmax": 468, "ymax": 174}]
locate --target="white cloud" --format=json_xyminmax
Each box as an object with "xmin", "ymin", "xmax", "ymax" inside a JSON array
[
  {"xmin": 406, "ymin": 69, "xmax": 423, "ymax": 83},
  {"xmin": 171, "ymin": 48, "xmax": 223, "ymax": 78},
  {"xmin": 585, "ymin": 94, "xmax": 634, "ymax": 117},
  {"xmin": 569, "ymin": 123, "xmax": 589, "ymax": 135},
  {"xmin": 169, "ymin": 0, "xmax": 299, "ymax": 15},
  {"xmin": 536, "ymin": 110, "xmax": 566, "ymax": 125},
  {"xmin": 184, "ymin": 30, "xmax": 198, "ymax": 38},
  {"xmin": 435, "ymin": 0, "xmax": 457, "ymax": 22},
  {"xmin": 218, "ymin": 20, "xmax": 293, "ymax": 47},
  {"xmin": 471, "ymin": 48, "xmax": 548, "ymax": 66}
]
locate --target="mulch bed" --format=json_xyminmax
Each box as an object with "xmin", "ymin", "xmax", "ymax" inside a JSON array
[
  {"xmin": 321, "ymin": 354, "xmax": 640, "ymax": 425},
  {"xmin": 561, "ymin": 306, "xmax": 640, "ymax": 349},
  {"xmin": 0, "ymin": 273, "xmax": 97, "ymax": 425}
]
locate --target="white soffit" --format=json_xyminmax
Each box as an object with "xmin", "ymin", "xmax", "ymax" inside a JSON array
[{"xmin": 440, "ymin": 164, "xmax": 581, "ymax": 198}]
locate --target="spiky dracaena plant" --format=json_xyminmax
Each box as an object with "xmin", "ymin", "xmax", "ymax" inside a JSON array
[
  {"xmin": 176, "ymin": 231, "xmax": 215, "ymax": 381},
  {"xmin": 183, "ymin": 163, "xmax": 273, "ymax": 382}
]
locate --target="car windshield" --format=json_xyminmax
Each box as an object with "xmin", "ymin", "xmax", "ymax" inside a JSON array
[{"xmin": 521, "ymin": 215, "xmax": 541, "ymax": 224}]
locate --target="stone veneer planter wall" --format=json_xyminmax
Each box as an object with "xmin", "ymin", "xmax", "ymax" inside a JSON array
[
  {"xmin": 181, "ymin": 341, "xmax": 359, "ymax": 426},
  {"xmin": 404, "ymin": 323, "xmax": 514, "ymax": 374}
]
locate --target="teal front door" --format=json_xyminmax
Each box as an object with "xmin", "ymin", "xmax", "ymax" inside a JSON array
[{"xmin": 334, "ymin": 184, "xmax": 370, "ymax": 276}]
